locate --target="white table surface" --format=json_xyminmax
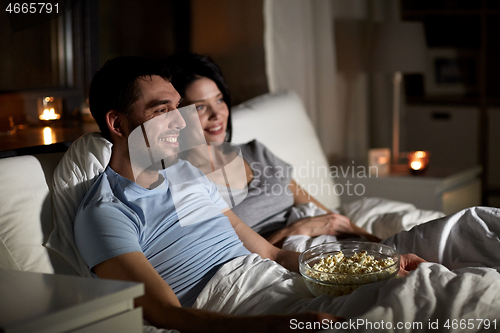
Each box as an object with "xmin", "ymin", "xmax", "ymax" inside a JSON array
[
  {"xmin": 0, "ymin": 268, "xmax": 144, "ymax": 333},
  {"xmin": 336, "ymin": 164, "xmax": 482, "ymax": 214}
]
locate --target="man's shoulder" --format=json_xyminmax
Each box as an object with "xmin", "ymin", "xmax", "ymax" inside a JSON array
[
  {"xmin": 164, "ymin": 159, "xmax": 210, "ymax": 185},
  {"xmin": 76, "ymin": 169, "xmax": 122, "ymax": 217}
]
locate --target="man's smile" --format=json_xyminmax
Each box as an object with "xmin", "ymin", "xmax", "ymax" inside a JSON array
[{"xmin": 159, "ymin": 135, "xmax": 179, "ymax": 147}]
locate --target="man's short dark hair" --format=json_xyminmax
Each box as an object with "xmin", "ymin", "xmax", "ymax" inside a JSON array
[{"xmin": 89, "ymin": 56, "xmax": 171, "ymax": 140}]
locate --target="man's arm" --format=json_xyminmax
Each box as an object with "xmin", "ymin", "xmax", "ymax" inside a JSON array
[
  {"xmin": 93, "ymin": 251, "xmax": 340, "ymax": 332},
  {"xmin": 224, "ymin": 210, "xmax": 301, "ymax": 272},
  {"xmin": 224, "ymin": 210, "xmax": 425, "ymax": 276}
]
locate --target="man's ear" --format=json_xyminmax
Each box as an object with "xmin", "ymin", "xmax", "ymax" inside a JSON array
[{"xmin": 106, "ymin": 110, "xmax": 126, "ymax": 138}]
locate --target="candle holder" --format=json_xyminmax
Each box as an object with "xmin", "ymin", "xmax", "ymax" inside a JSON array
[
  {"xmin": 37, "ymin": 96, "xmax": 62, "ymax": 126},
  {"xmin": 368, "ymin": 148, "xmax": 391, "ymax": 177},
  {"xmin": 407, "ymin": 151, "xmax": 430, "ymax": 174}
]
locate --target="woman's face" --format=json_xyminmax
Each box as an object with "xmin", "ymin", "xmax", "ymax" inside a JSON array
[{"xmin": 183, "ymin": 77, "xmax": 229, "ymax": 144}]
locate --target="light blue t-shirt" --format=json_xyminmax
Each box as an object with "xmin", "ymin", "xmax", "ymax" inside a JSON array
[{"xmin": 74, "ymin": 160, "xmax": 250, "ymax": 307}]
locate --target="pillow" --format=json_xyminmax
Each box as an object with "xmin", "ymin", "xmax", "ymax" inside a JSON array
[
  {"xmin": 231, "ymin": 90, "xmax": 340, "ymax": 209},
  {"xmin": 46, "ymin": 132, "xmax": 112, "ymax": 276},
  {"xmin": 0, "ymin": 154, "xmax": 59, "ymax": 273}
]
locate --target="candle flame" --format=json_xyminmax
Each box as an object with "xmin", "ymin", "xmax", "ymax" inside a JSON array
[
  {"xmin": 39, "ymin": 108, "xmax": 61, "ymax": 120},
  {"xmin": 415, "ymin": 151, "xmax": 426, "ymax": 158},
  {"xmin": 410, "ymin": 161, "xmax": 423, "ymax": 170}
]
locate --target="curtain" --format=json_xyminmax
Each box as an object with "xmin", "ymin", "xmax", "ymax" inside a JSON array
[
  {"xmin": 263, "ymin": 0, "xmax": 399, "ymax": 164},
  {"xmin": 263, "ymin": 0, "xmax": 342, "ymax": 163}
]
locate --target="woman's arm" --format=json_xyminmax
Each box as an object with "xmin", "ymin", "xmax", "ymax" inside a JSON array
[
  {"xmin": 288, "ymin": 179, "xmax": 332, "ymax": 212},
  {"xmin": 265, "ymin": 180, "xmax": 381, "ymax": 245}
]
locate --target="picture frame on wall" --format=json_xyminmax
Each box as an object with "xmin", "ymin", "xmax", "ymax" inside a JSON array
[{"xmin": 424, "ymin": 48, "xmax": 477, "ymax": 96}]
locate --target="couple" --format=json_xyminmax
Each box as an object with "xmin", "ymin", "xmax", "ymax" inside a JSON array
[{"xmin": 75, "ymin": 55, "xmax": 500, "ymax": 332}]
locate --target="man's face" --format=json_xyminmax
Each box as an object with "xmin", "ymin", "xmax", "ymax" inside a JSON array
[{"xmin": 126, "ymin": 75, "xmax": 185, "ymax": 170}]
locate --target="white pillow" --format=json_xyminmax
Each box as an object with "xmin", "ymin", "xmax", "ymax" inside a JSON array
[
  {"xmin": 231, "ymin": 90, "xmax": 340, "ymax": 209},
  {"xmin": 46, "ymin": 132, "xmax": 112, "ymax": 276},
  {"xmin": 0, "ymin": 155, "xmax": 58, "ymax": 273}
]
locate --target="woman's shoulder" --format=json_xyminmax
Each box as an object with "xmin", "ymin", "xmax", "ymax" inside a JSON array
[
  {"xmin": 239, "ymin": 139, "xmax": 291, "ymax": 169},
  {"xmin": 239, "ymin": 139, "xmax": 269, "ymax": 155}
]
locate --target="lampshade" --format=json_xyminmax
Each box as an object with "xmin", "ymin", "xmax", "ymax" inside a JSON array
[{"xmin": 370, "ymin": 22, "xmax": 427, "ymax": 74}]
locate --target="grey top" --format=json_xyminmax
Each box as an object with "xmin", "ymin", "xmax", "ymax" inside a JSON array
[{"xmin": 231, "ymin": 140, "xmax": 295, "ymax": 236}]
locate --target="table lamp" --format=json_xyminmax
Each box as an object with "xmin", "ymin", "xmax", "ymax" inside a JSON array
[{"xmin": 370, "ymin": 22, "xmax": 427, "ymax": 166}]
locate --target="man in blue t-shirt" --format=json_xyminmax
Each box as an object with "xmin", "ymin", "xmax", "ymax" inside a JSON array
[{"xmin": 75, "ymin": 56, "xmax": 423, "ymax": 332}]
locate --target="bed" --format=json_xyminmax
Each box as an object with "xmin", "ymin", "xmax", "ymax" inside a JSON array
[{"xmin": 1, "ymin": 90, "xmax": 499, "ymax": 332}]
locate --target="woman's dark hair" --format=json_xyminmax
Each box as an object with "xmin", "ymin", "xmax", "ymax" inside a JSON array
[{"xmin": 163, "ymin": 53, "xmax": 232, "ymax": 142}]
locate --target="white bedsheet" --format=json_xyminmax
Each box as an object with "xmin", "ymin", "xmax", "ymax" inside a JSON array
[
  {"xmin": 282, "ymin": 197, "xmax": 445, "ymax": 253},
  {"xmin": 145, "ymin": 207, "xmax": 500, "ymax": 332},
  {"xmin": 383, "ymin": 206, "xmax": 500, "ymax": 270},
  {"xmin": 341, "ymin": 197, "xmax": 446, "ymax": 240},
  {"xmin": 192, "ymin": 256, "xmax": 500, "ymax": 333},
  {"xmin": 192, "ymin": 207, "xmax": 500, "ymax": 332}
]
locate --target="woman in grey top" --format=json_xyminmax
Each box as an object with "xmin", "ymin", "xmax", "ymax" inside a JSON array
[{"xmin": 165, "ymin": 53, "xmax": 380, "ymax": 246}]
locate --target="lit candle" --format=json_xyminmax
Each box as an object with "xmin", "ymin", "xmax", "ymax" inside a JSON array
[
  {"xmin": 407, "ymin": 151, "xmax": 430, "ymax": 173},
  {"xmin": 38, "ymin": 97, "xmax": 62, "ymax": 121},
  {"xmin": 40, "ymin": 108, "xmax": 61, "ymax": 120}
]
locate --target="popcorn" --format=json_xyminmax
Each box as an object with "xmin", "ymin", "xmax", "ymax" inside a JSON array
[
  {"xmin": 302, "ymin": 250, "xmax": 398, "ymax": 297},
  {"xmin": 312, "ymin": 251, "xmax": 394, "ymax": 274}
]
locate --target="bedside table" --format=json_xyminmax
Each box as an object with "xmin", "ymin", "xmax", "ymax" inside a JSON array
[
  {"xmin": 0, "ymin": 269, "xmax": 144, "ymax": 333},
  {"xmin": 335, "ymin": 165, "xmax": 482, "ymax": 215}
]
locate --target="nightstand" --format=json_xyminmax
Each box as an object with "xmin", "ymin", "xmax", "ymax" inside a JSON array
[
  {"xmin": 0, "ymin": 269, "xmax": 144, "ymax": 333},
  {"xmin": 335, "ymin": 165, "xmax": 482, "ymax": 215}
]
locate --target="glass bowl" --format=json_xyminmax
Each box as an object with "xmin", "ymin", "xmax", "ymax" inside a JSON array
[{"xmin": 299, "ymin": 241, "xmax": 400, "ymax": 297}]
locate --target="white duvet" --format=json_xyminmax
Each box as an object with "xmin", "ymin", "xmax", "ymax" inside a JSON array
[
  {"xmin": 146, "ymin": 206, "xmax": 500, "ymax": 333},
  {"xmin": 282, "ymin": 197, "xmax": 446, "ymax": 253}
]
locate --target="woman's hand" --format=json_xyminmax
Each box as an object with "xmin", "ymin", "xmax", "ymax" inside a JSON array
[
  {"xmin": 267, "ymin": 213, "xmax": 381, "ymax": 246},
  {"xmin": 286, "ymin": 179, "xmax": 381, "ymax": 244},
  {"xmin": 288, "ymin": 213, "xmax": 354, "ymax": 237}
]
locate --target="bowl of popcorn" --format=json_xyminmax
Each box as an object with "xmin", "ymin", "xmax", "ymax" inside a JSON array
[{"xmin": 299, "ymin": 241, "xmax": 400, "ymax": 297}]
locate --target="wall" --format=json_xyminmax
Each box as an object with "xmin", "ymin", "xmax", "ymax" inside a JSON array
[
  {"xmin": 190, "ymin": 0, "xmax": 268, "ymax": 105},
  {"xmin": 333, "ymin": 1, "xmax": 370, "ymax": 163},
  {"xmin": 95, "ymin": 0, "xmax": 268, "ymax": 105},
  {"xmin": 97, "ymin": 0, "xmax": 187, "ymax": 64},
  {"xmin": 332, "ymin": 0, "xmax": 399, "ymax": 162}
]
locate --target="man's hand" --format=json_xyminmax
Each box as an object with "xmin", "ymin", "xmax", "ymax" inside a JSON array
[{"xmin": 398, "ymin": 253, "xmax": 427, "ymax": 277}]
